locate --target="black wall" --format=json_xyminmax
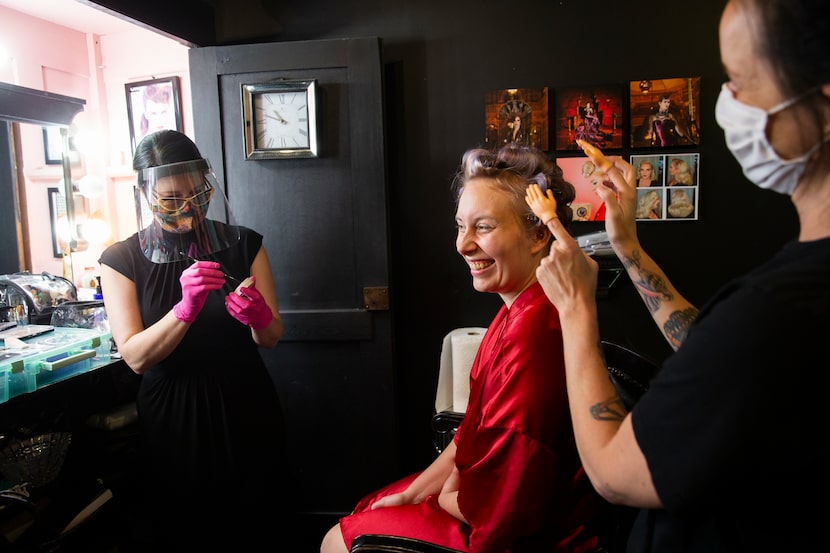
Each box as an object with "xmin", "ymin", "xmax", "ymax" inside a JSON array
[{"xmin": 93, "ymin": 0, "xmax": 799, "ymax": 476}]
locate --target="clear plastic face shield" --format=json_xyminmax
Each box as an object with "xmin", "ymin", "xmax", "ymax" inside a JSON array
[{"xmin": 134, "ymin": 159, "xmax": 240, "ymax": 263}]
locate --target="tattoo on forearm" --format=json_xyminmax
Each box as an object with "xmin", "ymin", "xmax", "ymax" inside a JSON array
[
  {"xmin": 589, "ymin": 396, "xmax": 627, "ymax": 421},
  {"xmin": 622, "ymin": 250, "xmax": 672, "ymax": 313},
  {"xmin": 663, "ymin": 307, "xmax": 699, "ymax": 349}
]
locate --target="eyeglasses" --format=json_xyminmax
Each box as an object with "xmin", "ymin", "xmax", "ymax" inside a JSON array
[{"xmin": 152, "ymin": 182, "xmax": 214, "ymax": 212}]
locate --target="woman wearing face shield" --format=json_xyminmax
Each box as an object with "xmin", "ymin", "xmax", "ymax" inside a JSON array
[
  {"xmin": 528, "ymin": 0, "xmax": 830, "ymax": 550},
  {"xmin": 99, "ymin": 130, "xmax": 285, "ymax": 550}
]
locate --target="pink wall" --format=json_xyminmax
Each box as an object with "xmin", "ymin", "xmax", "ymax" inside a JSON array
[{"xmin": 0, "ymin": 5, "xmax": 191, "ymax": 291}]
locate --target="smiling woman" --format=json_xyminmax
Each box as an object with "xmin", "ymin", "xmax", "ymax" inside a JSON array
[{"xmin": 320, "ymin": 143, "xmax": 607, "ymax": 553}]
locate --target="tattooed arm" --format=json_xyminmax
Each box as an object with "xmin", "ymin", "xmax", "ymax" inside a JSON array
[
  {"xmin": 578, "ymin": 140, "xmax": 699, "ymax": 350},
  {"xmin": 536, "ymin": 223, "xmax": 662, "ymax": 508},
  {"xmin": 619, "ymin": 247, "xmax": 699, "ymax": 350},
  {"xmin": 533, "ymin": 143, "xmax": 682, "ymax": 508}
]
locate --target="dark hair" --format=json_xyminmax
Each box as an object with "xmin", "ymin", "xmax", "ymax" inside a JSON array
[
  {"xmin": 737, "ymin": 0, "xmax": 829, "ymax": 156},
  {"xmin": 132, "ymin": 129, "xmax": 202, "ymax": 172},
  {"xmin": 744, "ymin": 0, "xmax": 830, "ymax": 99},
  {"xmin": 452, "ymin": 143, "xmax": 576, "ymax": 229}
]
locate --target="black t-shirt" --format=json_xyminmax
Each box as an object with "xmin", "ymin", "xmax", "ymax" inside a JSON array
[{"xmin": 629, "ymin": 237, "xmax": 830, "ymax": 551}]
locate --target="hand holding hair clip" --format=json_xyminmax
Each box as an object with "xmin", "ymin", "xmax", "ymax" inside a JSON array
[
  {"xmin": 225, "ymin": 276, "xmax": 273, "ymax": 329},
  {"xmin": 181, "ymin": 252, "xmax": 242, "ymax": 288},
  {"xmin": 173, "ymin": 260, "xmax": 225, "ymax": 324}
]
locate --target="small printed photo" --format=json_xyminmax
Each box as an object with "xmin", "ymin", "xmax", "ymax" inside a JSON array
[
  {"xmin": 666, "ymin": 153, "xmax": 699, "ymax": 187},
  {"xmin": 557, "ymin": 156, "xmax": 608, "ymax": 221},
  {"xmin": 630, "ymin": 154, "xmax": 664, "ymax": 187},
  {"xmin": 635, "ymin": 188, "xmax": 664, "ymax": 221},
  {"xmin": 484, "ymin": 87, "xmax": 550, "ymax": 150},
  {"xmin": 666, "ymin": 187, "xmax": 697, "ymax": 220},
  {"xmin": 629, "ymin": 77, "xmax": 701, "ymax": 148},
  {"xmin": 554, "ymin": 85, "xmax": 624, "ymax": 151}
]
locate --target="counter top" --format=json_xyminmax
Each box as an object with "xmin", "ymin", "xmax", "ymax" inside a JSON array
[{"xmin": 1, "ymin": 327, "xmax": 117, "ymax": 404}]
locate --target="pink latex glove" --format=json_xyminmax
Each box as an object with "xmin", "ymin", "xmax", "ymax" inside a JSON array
[
  {"xmin": 224, "ymin": 276, "xmax": 274, "ymax": 330},
  {"xmin": 173, "ymin": 261, "xmax": 225, "ymax": 324}
]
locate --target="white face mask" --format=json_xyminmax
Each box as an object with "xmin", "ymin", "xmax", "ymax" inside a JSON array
[{"xmin": 715, "ymin": 82, "xmax": 824, "ymax": 196}]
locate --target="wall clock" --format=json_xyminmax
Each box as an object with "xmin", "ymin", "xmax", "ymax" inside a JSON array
[{"xmin": 241, "ymin": 79, "xmax": 318, "ymax": 159}]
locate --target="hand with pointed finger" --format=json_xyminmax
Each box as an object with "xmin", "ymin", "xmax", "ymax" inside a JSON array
[
  {"xmin": 173, "ymin": 261, "xmax": 225, "ymax": 324},
  {"xmin": 525, "ymin": 184, "xmax": 558, "ymax": 225},
  {"xmin": 536, "ymin": 217, "xmax": 600, "ymax": 314},
  {"xmin": 590, "ymin": 154, "xmax": 641, "ymax": 256},
  {"xmin": 574, "ymin": 139, "xmax": 641, "ymax": 255},
  {"xmin": 224, "ymin": 276, "xmax": 274, "ymax": 330}
]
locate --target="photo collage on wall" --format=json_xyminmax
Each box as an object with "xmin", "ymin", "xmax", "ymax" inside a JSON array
[{"xmin": 484, "ymin": 77, "xmax": 701, "ymax": 222}]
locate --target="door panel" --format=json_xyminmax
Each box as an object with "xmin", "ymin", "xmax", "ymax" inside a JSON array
[{"xmin": 189, "ymin": 38, "xmax": 396, "ymax": 515}]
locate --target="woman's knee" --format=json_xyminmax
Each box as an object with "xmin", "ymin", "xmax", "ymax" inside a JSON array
[{"xmin": 320, "ymin": 522, "xmax": 348, "ymax": 553}]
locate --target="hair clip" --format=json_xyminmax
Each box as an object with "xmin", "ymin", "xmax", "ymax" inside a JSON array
[{"xmin": 528, "ymin": 172, "xmax": 549, "ymax": 192}]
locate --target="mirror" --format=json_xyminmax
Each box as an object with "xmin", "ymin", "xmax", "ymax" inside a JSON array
[
  {"xmin": 3, "ymin": 118, "xmax": 121, "ymax": 296},
  {"xmin": 0, "ymin": 4, "xmax": 191, "ymax": 296},
  {"xmin": 0, "ymin": 83, "xmax": 88, "ymax": 287}
]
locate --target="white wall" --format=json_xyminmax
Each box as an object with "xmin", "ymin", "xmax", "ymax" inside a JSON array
[{"xmin": 0, "ymin": 5, "xmax": 191, "ymax": 289}]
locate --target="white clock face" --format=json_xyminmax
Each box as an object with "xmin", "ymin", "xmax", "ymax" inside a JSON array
[{"xmin": 253, "ymin": 91, "xmax": 310, "ymax": 150}]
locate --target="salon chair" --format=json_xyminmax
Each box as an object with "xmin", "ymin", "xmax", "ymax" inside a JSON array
[{"xmin": 350, "ymin": 341, "xmax": 660, "ymax": 553}]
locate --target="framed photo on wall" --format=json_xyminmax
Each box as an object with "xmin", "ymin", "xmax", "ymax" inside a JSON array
[
  {"xmin": 627, "ymin": 153, "xmax": 700, "ymax": 221},
  {"xmin": 556, "ymin": 156, "xmax": 609, "ymax": 221},
  {"xmin": 630, "ymin": 154, "xmax": 665, "ymax": 187},
  {"xmin": 48, "ymin": 187, "xmax": 64, "ymax": 257},
  {"xmin": 555, "ymin": 85, "xmax": 624, "ymax": 151},
  {"xmin": 630, "ymin": 77, "xmax": 701, "ymax": 148},
  {"xmin": 484, "ymin": 87, "xmax": 549, "ymax": 150},
  {"xmin": 666, "ymin": 152, "xmax": 699, "ymax": 187},
  {"xmin": 666, "ymin": 187, "xmax": 697, "ymax": 220},
  {"xmin": 635, "ymin": 187, "xmax": 665, "ymax": 220},
  {"xmin": 43, "ymin": 126, "xmax": 64, "ymax": 165},
  {"xmin": 125, "ymin": 76, "xmax": 183, "ymax": 153},
  {"xmin": 42, "ymin": 126, "xmax": 78, "ymax": 165}
]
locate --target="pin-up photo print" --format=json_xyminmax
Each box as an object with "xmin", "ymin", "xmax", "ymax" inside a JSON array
[{"xmin": 557, "ymin": 156, "xmax": 608, "ymax": 221}]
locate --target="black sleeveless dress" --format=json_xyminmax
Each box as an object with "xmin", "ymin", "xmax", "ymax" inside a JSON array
[{"xmin": 99, "ymin": 224, "xmax": 287, "ymax": 549}]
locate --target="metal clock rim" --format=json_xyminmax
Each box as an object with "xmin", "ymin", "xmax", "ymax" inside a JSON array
[{"xmin": 241, "ymin": 79, "xmax": 319, "ymax": 160}]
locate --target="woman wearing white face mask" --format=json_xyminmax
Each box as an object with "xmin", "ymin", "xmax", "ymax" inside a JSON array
[{"xmin": 527, "ymin": 0, "xmax": 830, "ymax": 550}]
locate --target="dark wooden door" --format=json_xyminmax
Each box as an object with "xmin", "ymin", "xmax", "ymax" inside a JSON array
[{"xmin": 189, "ymin": 38, "xmax": 396, "ymax": 521}]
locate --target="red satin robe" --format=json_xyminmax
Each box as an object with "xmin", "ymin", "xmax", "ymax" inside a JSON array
[{"xmin": 339, "ymin": 283, "xmax": 605, "ymax": 552}]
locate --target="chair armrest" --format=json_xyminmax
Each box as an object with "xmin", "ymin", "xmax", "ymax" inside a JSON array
[
  {"xmin": 600, "ymin": 341, "xmax": 659, "ymax": 410},
  {"xmin": 432, "ymin": 411, "xmax": 464, "ymax": 433},
  {"xmin": 431, "ymin": 411, "xmax": 464, "ymax": 454},
  {"xmin": 350, "ymin": 534, "xmax": 462, "ymax": 553}
]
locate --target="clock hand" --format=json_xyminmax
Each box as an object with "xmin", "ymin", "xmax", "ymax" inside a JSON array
[
  {"xmin": 272, "ymin": 109, "xmax": 289, "ymax": 124},
  {"xmin": 264, "ymin": 113, "xmax": 286, "ymax": 124}
]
